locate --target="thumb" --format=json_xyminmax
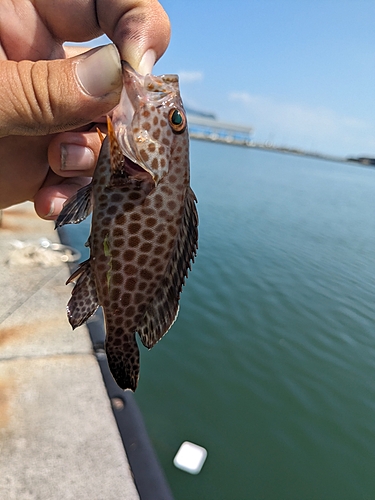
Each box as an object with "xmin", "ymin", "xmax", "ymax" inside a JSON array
[{"xmin": 0, "ymin": 44, "xmax": 122, "ymax": 138}]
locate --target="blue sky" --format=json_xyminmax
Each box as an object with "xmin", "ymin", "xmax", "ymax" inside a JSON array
[
  {"xmin": 150, "ymin": 1, "xmax": 375, "ymax": 157},
  {"xmin": 90, "ymin": 1, "xmax": 375, "ymax": 157}
]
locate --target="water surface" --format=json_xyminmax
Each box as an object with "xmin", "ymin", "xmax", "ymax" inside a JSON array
[{"xmin": 134, "ymin": 141, "xmax": 375, "ymax": 500}]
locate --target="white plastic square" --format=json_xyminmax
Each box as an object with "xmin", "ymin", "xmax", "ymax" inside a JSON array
[{"xmin": 173, "ymin": 441, "xmax": 207, "ymax": 474}]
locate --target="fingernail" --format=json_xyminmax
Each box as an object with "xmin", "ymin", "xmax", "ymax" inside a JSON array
[
  {"xmin": 138, "ymin": 49, "xmax": 156, "ymax": 76},
  {"xmin": 76, "ymin": 44, "xmax": 122, "ymax": 97},
  {"xmin": 60, "ymin": 144, "xmax": 95, "ymax": 171},
  {"xmin": 45, "ymin": 198, "xmax": 66, "ymax": 219},
  {"xmin": 45, "ymin": 201, "xmax": 55, "ymax": 218}
]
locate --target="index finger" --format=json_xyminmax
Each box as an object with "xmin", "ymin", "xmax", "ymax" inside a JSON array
[
  {"xmin": 36, "ymin": 0, "xmax": 171, "ymax": 71},
  {"xmin": 97, "ymin": 0, "xmax": 171, "ymax": 71}
]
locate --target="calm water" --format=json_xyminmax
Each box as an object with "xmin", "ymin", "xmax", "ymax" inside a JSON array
[
  {"xmin": 65, "ymin": 140, "xmax": 375, "ymax": 499},
  {"xmin": 134, "ymin": 141, "xmax": 375, "ymax": 500}
]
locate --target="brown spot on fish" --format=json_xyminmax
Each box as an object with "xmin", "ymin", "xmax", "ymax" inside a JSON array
[
  {"xmin": 115, "ymin": 214, "xmax": 126, "ymax": 226},
  {"xmin": 112, "ymin": 259, "xmax": 122, "ymax": 271},
  {"xmin": 112, "ymin": 273, "xmax": 124, "ymax": 285},
  {"xmin": 129, "ymin": 191, "xmax": 142, "ymax": 201},
  {"xmin": 140, "ymin": 269, "xmax": 152, "ymax": 280},
  {"xmin": 155, "ymin": 263, "xmax": 164, "ymax": 273},
  {"xmin": 151, "ymin": 157, "xmax": 158, "ymax": 171},
  {"xmin": 138, "ymin": 281, "xmax": 148, "ymax": 291},
  {"xmin": 128, "ymin": 236, "xmax": 140, "ymax": 247},
  {"xmin": 145, "ymin": 217, "xmax": 157, "ymax": 227},
  {"xmin": 134, "ymin": 292, "xmax": 145, "ymax": 304},
  {"xmin": 140, "ymin": 150, "xmax": 149, "ymax": 162},
  {"xmin": 154, "ymin": 245, "xmax": 164, "ymax": 256},
  {"xmin": 126, "ymin": 306, "xmax": 137, "ymax": 318},
  {"xmin": 140, "ymin": 242, "xmax": 152, "ymax": 253},
  {"xmin": 128, "ymin": 223, "xmax": 141, "ymax": 234},
  {"xmin": 137, "ymin": 254, "xmax": 148, "ymax": 266},
  {"xmin": 130, "ymin": 212, "xmax": 141, "ymax": 221},
  {"xmin": 125, "ymin": 278, "xmax": 136, "ymax": 291},
  {"xmin": 125, "ymin": 264, "xmax": 137, "ymax": 275},
  {"xmin": 124, "ymin": 249, "xmax": 136, "ymax": 261},
  {"xmin": 160, "ymin": 185, "xmax": 172, "ymax": 195},
  {"xmin": 154, "ymin": 194, "xmax": 163, "ymax": 208},
  {"xmin": 142, "ymin": 229, "xmax": 154, "ymax": 241},
  {"xmin": 108, "ymin": 205, "xmax": 118, "ymax": 215},
  {"xmin": 157, "ymin": 233, "xmax": 167, "ymax": 244},
  {"xmin": 111, "ymin": 288, "xmax": 121, "ymax": 301},
  {"xmin": 111, "ymin": 193, "xmax": 124, "ymax": 203},
  {"xmin": 121, "ymin": 292, "xmax": 131, "ymax": 306}
]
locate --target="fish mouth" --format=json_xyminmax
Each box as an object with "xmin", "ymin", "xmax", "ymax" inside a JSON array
[
  {"xmin": 106, "ymin": 115, "xmax": 154, "ymax": 189},
  {"xmin": 123, "ymin": 155, "xmax": 152, "ymax": 181},
  {"xmin": 109, "ymin": 152, "xmax": 154, "ymax": 194}
]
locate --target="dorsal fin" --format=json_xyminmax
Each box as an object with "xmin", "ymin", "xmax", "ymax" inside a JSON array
[
  {"xmin": 96, "ymin": 127, "xmax": 105, "ymax": 144},
  {"xmin": 137, "ymin": 186, "xmax": 198, "ymax": 349},
  {"xmin": 107, "ymin": 115, "xmax": 124, "ymax": 174}
]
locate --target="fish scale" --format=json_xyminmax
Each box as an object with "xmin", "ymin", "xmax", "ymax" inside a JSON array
[{"xmin": 56, "ymin": 62, "xmax": 198, "ymax": 391}]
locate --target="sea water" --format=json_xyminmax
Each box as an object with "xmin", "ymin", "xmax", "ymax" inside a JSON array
[
  {"xmin": 134, "ymin": 140, "xmax": 375, "ymax": 500},
  {"xmin": 63, "ymin": 139, "xmax": 375, "ymax": 499}
]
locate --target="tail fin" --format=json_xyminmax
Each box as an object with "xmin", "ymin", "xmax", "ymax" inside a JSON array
[{"xmin": 105, "ymin": 332, "xmax": 140, "ymax": 391}]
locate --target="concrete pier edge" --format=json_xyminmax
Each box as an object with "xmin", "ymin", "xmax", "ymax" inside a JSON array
[{"xmin": 57, "ymin": 226, "xmax": 174, "ymax": 500}]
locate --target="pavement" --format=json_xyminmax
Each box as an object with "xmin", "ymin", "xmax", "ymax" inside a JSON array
[{"xmin": 0, "ymin": 202, "xmax": 140, "ymax": 500}]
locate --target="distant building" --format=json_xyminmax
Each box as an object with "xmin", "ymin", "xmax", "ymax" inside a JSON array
[{"xmin": 186, "ymin": 109, "xmax": 253, "ymax": 145}]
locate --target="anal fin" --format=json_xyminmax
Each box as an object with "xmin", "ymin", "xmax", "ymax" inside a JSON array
[
  {"xmin": 66, "ymin": 259, "xmax": 99, "ymax": 329},
  {"xmin": 55, "ymin": 183, "xmax": 93, "ymax": 228}
]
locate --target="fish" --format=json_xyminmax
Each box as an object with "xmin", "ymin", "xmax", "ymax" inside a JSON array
[{"xmin": 55, "ymin": 61, "xmax": 198, "ymax": 391}]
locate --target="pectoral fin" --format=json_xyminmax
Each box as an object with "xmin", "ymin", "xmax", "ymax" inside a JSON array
[
  {"xmin": 66, "ymin": 259, "xmax": 99, "ymax": 329},
  {"xmin": 55, "ymin": 183, "xmax": 93, "ymax": 228}
]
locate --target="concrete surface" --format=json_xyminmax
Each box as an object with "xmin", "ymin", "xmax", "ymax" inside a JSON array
[{"xmin": 0, "ymin": 203, "xmax": 139, "ymax": 500}]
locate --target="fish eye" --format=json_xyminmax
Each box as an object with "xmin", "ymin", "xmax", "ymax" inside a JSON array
[{"xmin": 168, "ymin": 108, "xmax": 187, "ymax": 134}]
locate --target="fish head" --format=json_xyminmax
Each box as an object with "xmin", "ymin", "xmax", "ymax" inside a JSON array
[{"xmin": 111, "ymin": 62, "xmax": 188, "ymax": 185}]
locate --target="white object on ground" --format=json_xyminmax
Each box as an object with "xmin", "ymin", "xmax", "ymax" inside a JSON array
[{"xmin": 173, "ymin": 441, "xmax": 208, "ymax": 474}]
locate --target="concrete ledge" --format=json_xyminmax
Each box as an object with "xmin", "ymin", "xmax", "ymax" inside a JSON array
[
  {"xmin": 58, "ymin": 225, "xmax": 174, "ymax": 500},
  {"xmin": 0, "ymin": 203, "xmax": 139, "ymax": 500}
]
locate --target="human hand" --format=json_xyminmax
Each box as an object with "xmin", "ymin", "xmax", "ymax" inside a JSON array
[{"xmin": 0, "ymin": 0, "xmax": 170, "ymax": 219}]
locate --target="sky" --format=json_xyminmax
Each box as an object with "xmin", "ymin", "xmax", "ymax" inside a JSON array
[
  {"xmin": 90, "ymin": 1, "xmax": 375, "ymax": 157},
  {"xmin": 147, "ymin": 0, "xmax": 375, "ymax": 157}
]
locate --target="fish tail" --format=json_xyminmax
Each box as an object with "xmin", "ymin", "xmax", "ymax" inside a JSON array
[{"xmin": 105, "ymin": 330, "xmax": 140, "ymax": 391}]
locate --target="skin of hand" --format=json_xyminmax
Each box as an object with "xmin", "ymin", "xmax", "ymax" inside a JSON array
[{"xmin": 0, "ymin": 0, "xmax": 170, "ymax": 219}]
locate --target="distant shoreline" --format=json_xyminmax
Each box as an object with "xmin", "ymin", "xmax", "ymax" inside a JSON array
[{"xmin": 189, "ymin": 133, "xmax": 373, "ymax": 166}]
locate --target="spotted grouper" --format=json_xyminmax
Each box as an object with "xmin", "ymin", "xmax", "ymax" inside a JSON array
[{"xmin": 56, "ymin": 61, "xmax": 198, "ymax": 391}]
